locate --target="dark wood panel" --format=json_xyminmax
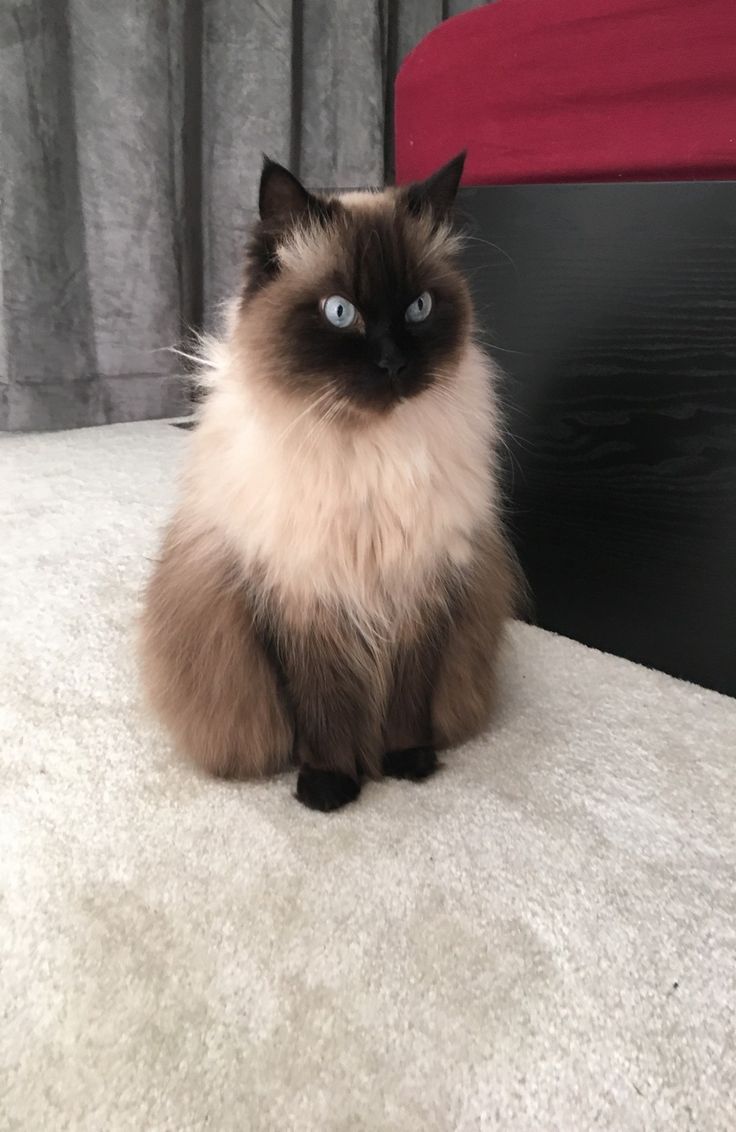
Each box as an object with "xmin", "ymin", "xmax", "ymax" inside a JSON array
[{"xmin": 459, "ymin": 182, "xmax": 736, "ymax": 697}]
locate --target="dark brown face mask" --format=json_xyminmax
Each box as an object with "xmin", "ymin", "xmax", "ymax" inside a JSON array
[{"xmin": 239, "ymin": 153, "xmax": 471, "ymax": 414}]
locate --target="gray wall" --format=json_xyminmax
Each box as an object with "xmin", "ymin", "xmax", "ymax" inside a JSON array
[{"xmin": 0, "ymin": 0, "xmax": 487, "ymax": 431}]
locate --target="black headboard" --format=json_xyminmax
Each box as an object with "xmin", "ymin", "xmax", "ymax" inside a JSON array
[{"xmin": 459, "ymin": 182, "xmax": 736, "ymax": 697}]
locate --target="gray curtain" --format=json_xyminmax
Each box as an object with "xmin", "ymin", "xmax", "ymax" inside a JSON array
[{"xmin": 0, "ymin": 0, "xmax": 486, "ymax": 432}]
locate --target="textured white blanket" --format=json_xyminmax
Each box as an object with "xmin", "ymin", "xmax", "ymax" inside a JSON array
[{"xmin": 2, "ymin": 421, "xmax": 734, "ymax": 1131}]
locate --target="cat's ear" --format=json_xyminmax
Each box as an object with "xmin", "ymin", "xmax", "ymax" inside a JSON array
[
  {"xmin": 405, "ymin": 151, "xmax": 466, "ymax": 220},
  {"xmin": 259, "ymin": 157, "xmax": 318, "ymax": 228}
]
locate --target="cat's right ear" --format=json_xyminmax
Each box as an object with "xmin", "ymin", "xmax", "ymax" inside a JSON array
[
  {"xmin": 259, "ymin": 157, "xmax": 316, "ymax": 229},
  {"xmin": 405, "ymin": 151, "xmax": 466, "ymax": 221}
]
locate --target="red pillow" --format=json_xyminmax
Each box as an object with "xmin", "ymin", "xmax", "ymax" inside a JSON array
[{"xmin": 395, "ymin": 0, "xmax": 736, "ymax": 185}]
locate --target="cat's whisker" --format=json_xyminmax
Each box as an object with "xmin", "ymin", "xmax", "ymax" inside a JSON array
[
  {"xmin": 460, "ymin": 233, "xmax": 520, "ymax": 278},
  {"xmin": 154, "ymin": 345, "xmax": 216, "ymax": 369},
  {"xmin": 288, "ymin": 390, "xmax": 344, "ymax": 465},
  {"xmin": 309, "ymin": 396, "xmax": 349, "ymax": 452},
  {"xmin": 275, "ymin": 389, "xmax": 334, "ymax": 447},
  {"xmin": 294, "ymin": 413, "xmax": 331, "ymax": 464},
  {"xmin": 472, "ymin": 328, "xmax": 528, "ymax": 357},
  {"xmin": 426, "ymin": 378, "xmax": 474, "ymax": 422}
]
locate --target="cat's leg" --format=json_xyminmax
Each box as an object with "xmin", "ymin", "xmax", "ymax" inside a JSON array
[
  {"xmin": 281, "ymin": 622, "xmax": 385, "ymax": 811},
  {"xmin": 431, "ymin": 527, "xmax": 518, "ymax": 749},
  {"xmin": 139, "ymin": 519, "xmax": 293, "ymax": 778},
  {"xmin": 382, "ymin": 624, "xmax": 446, "ymax": 782}
]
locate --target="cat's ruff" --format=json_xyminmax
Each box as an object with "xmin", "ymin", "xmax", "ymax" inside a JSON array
[{"xmin": 186, "ymin": 336, "xmax": 499, "ymax": 619}]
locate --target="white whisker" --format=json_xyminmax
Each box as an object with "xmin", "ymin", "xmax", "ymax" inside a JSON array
[
  {"xmin": 288, "ymin": 389, "xmax": 345, "ymax": 466},
  {"xmin": 275, "ymin": 389, "xmax": 334, "ymax": 447},
  {"xmin": 461, "ymin": 232, "xmax": 520, "ymax": 278}
]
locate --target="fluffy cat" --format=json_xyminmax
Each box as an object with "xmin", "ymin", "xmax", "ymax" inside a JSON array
[{"xmin": 139, "ymin": 152, "xmax": 518, "ymax": 811}]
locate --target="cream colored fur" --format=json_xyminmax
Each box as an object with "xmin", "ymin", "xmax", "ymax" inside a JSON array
[{"xmin": 183, "ymin": 336, "xmax": 500, "ymax": 632}]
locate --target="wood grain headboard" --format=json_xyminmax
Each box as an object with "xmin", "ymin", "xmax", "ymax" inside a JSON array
[{"xmin": 459, "ymin": 182, "xmax": 736, "ymax": 697}]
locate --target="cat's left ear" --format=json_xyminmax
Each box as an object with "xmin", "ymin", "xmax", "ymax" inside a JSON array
[
  {"xmin": 259, "ymin": 157, "xmax": 320, "ymax": 229},
  {"xmin": 405, "ymin": 151, "xmax": 466, "ymax": 220}
]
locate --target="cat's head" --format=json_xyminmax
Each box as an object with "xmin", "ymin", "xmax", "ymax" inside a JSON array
[{"xmin": 238, "ymin": 153, "xmax": 471, "ymax": 415}]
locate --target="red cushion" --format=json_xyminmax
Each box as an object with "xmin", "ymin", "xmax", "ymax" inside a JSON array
[{"xmin": 395, "ymin": 0, "xmax": 736, "ymax": 185}]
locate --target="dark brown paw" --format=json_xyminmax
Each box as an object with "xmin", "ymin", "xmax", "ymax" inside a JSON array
[
  {"xmin": 296, "ymin": 767, "xmax": 361, "ymax": 812},
  {"xmin": 382, "ymin": 746, "xmax": 438, "ymax": 781}
]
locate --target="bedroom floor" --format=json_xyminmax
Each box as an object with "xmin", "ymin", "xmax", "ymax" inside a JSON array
[{"xmin": 2, "ymin": 421, "xmax": 735, "ymax": 1130}]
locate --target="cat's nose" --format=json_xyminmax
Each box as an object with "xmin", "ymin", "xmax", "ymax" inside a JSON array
[{"xmin": 377, "ymin": 343, "xmax": 407, "ymax": 377}]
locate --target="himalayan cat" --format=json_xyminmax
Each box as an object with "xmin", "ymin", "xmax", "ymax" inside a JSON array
[{"xmin": 139, "ymin": 152, "xmax": 518, "ymax": 811}]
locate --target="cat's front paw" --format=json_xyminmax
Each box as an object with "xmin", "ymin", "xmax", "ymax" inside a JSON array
[
  {"xmin": 296, "ymin": 767, "xmax": 361, "ymax": 812},
  {"xmin": 383, "ymin": 746, "xmax": 438, "ymax": 781}
]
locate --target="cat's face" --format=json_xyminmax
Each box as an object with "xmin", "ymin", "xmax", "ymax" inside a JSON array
[{"xmin": 239, "ymin": 154, "xmax": 471, "ymax": 415}]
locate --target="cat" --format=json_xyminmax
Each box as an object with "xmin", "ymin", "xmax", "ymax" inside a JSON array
[{"xmin": 139, "ymin": 151, "xmax": 518, "ymax": 811}]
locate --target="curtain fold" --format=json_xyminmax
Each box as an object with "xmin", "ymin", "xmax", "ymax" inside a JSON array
[{"xmin": 0, "ymin": 0, "xmax": 487, "ymax": 431}]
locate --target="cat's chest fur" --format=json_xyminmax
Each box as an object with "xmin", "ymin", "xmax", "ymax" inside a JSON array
[{"xmin": 188, "ymin": 344, "xmax": 497, "ymax": 617}]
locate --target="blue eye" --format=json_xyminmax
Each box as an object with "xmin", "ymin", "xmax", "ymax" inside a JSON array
[
  {"xmin": 322, "ymin": 295, "xmax": 357, "ymax": 328},
  {"xmin": 405, "ymin": 291, "xmax": 432, "ymax": 323}
]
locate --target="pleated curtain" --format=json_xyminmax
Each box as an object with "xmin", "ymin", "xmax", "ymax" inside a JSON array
[{"xmin": 0, "ymin": 0, "xmax": 486, "ymax": 430}]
